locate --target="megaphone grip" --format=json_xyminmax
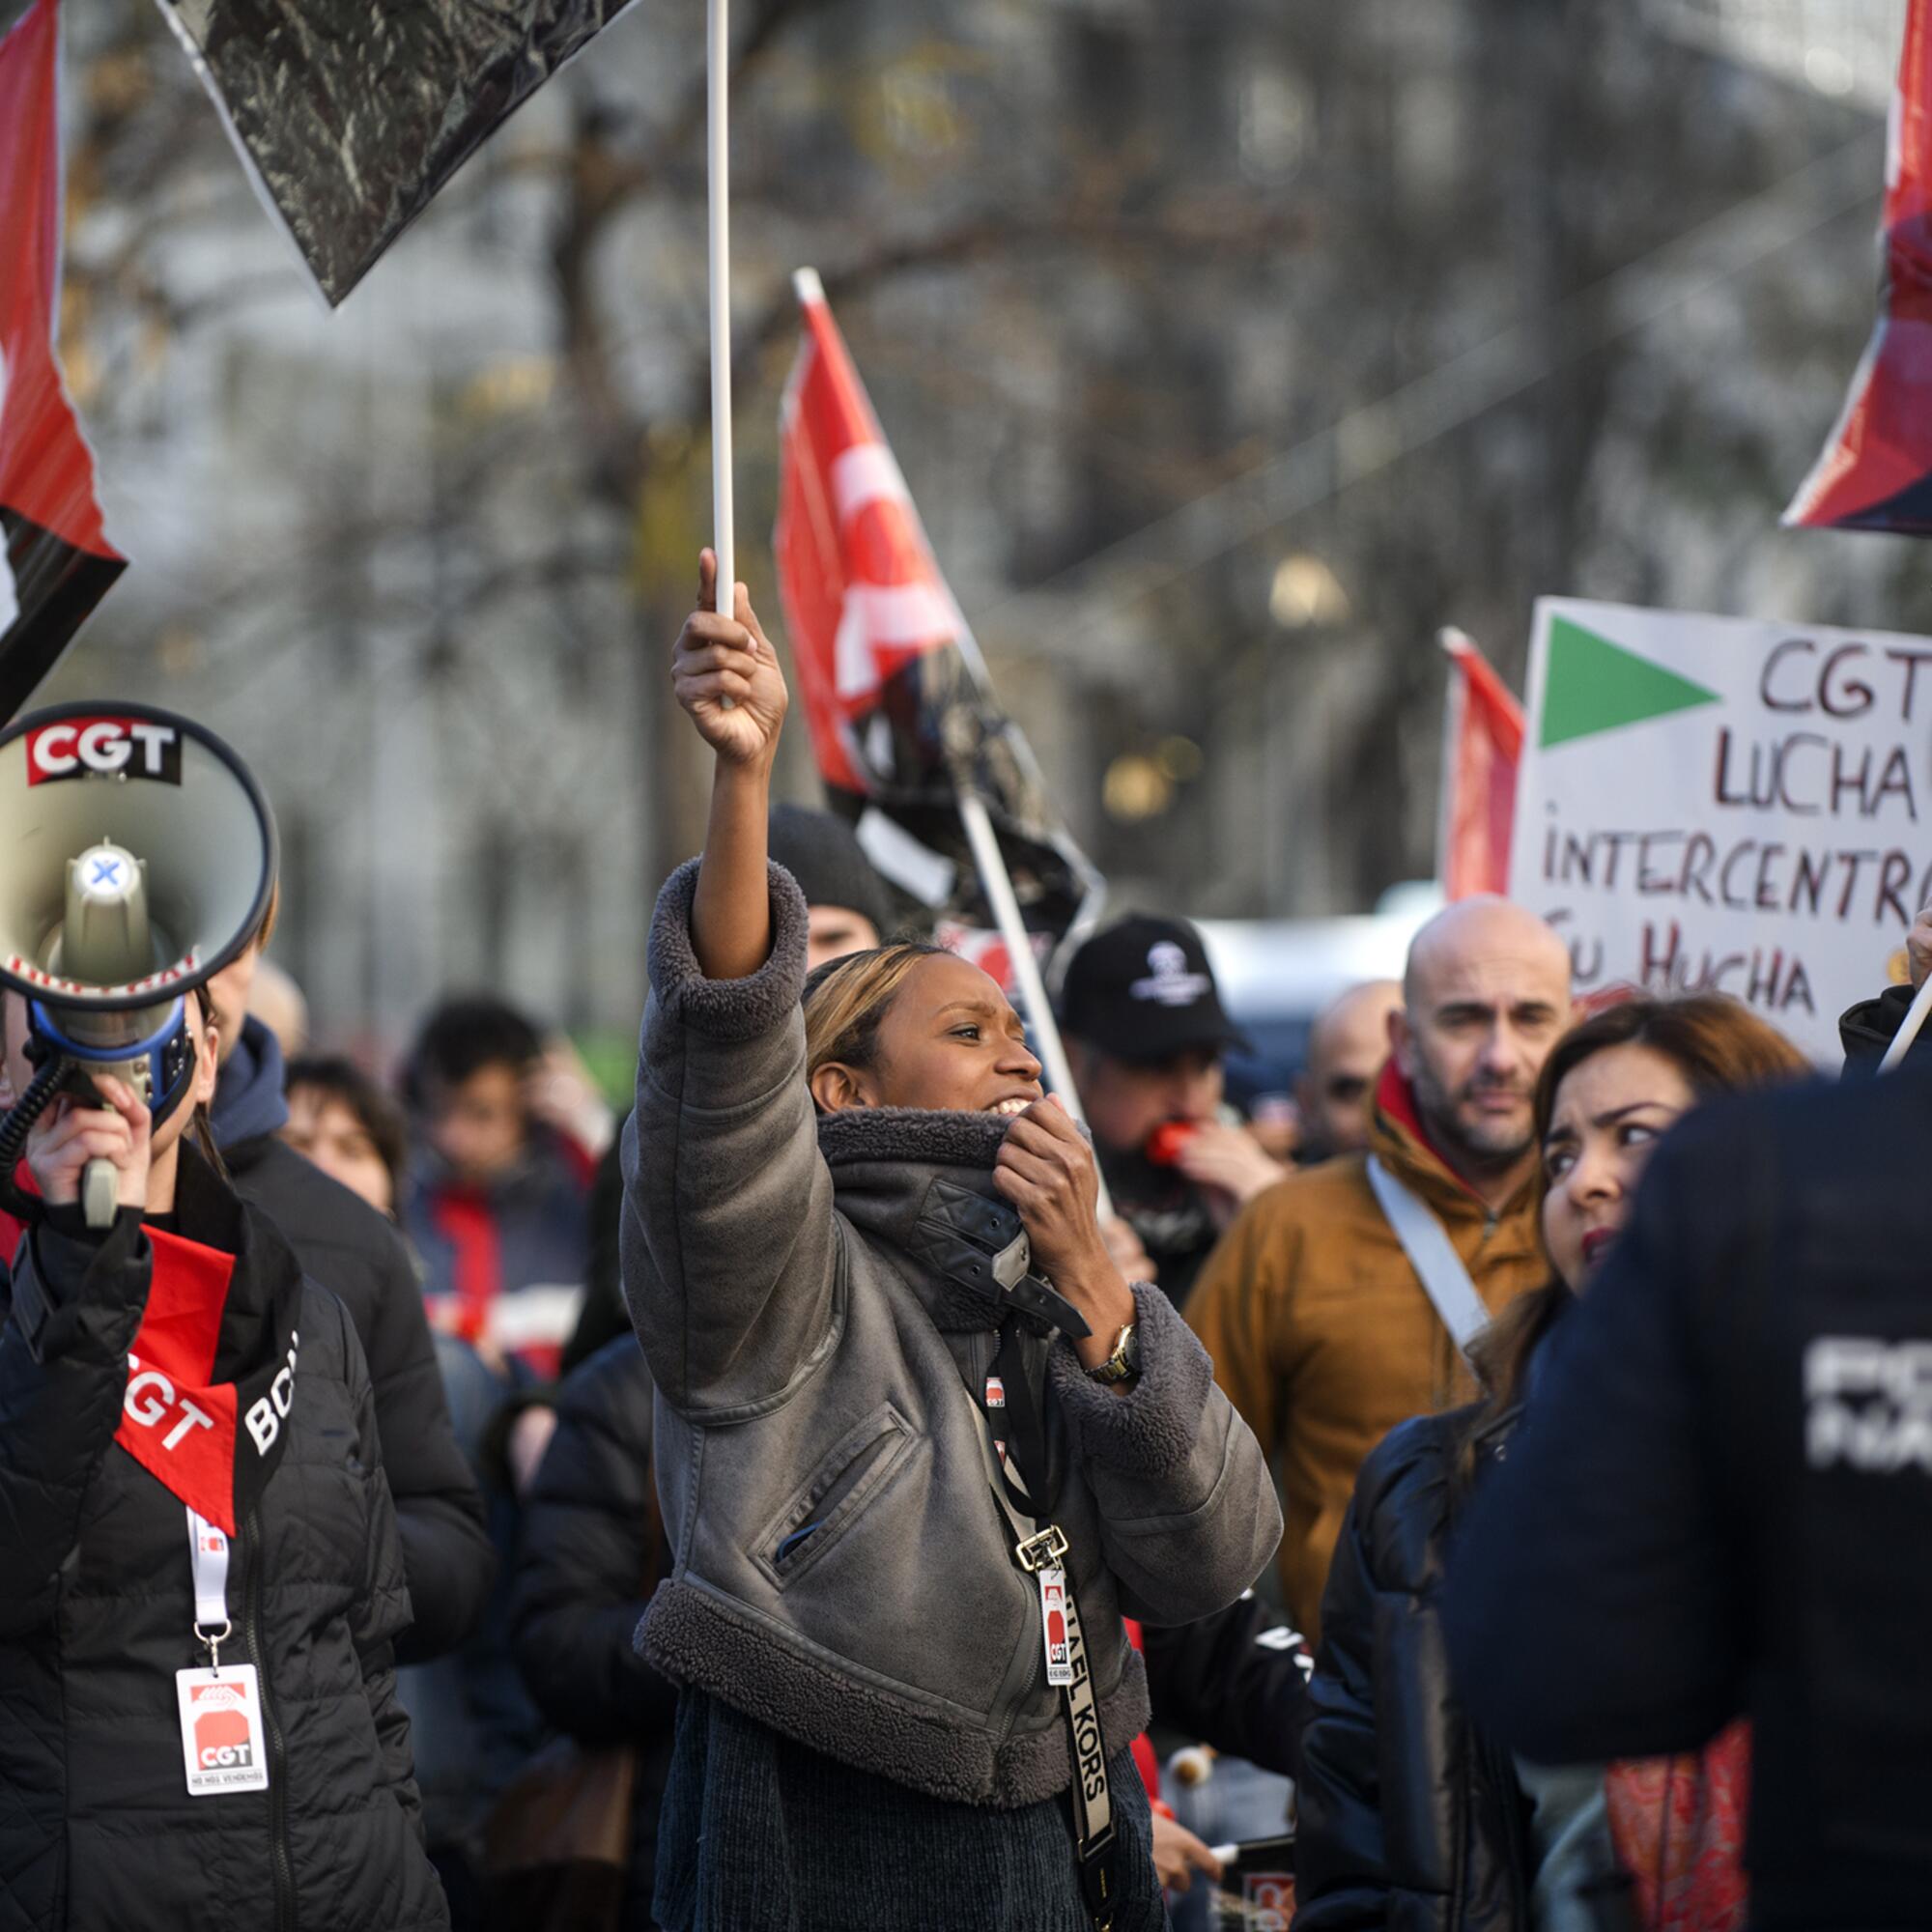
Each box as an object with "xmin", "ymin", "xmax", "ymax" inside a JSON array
[{"xmin": 80, "ymin": 1158, "xmax": 119, "ymax": 1231}]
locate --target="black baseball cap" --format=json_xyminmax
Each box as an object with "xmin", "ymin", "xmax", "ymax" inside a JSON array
[{"xmin": 1058, "ymin": 915, "xmax": 1249, "ymax": 1065}]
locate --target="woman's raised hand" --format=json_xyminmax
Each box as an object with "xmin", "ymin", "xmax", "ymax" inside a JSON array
[{"xmin": 673, "ymin": 550, "xmax": 788, "ymax": 771}]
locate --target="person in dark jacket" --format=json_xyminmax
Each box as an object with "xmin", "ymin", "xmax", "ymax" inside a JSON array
[
  {"xmin": 1297, "ymin": 996, "xmax": 1805, "ymax": 1931},
  {"xmin": 1441, "ymin": 1040, "xmax": 1932, "ymax": 1932},
  {"xmin": 509, "ymin": 1336, "xmax": 680, "ymax": 1927},
  {"xmin": 626, "ymin": 555, "xmax": 1280, "ymax": 1932},
  {"xmin": 200, "ymin": 923, "xmax": 494, "ymax": 1665},
  {"xmin": 0, "ymin": 992, "xmax": 447, "ymax": 1932}
]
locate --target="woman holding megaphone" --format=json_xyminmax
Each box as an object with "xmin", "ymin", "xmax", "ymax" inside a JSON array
[
  {"xmin": 0, "ymin": 988, "xmax": 448, "ymax": 1930},
  {"xmin": 619, "ymin": 554, "xmax": 1280, "ymax": 1931}
]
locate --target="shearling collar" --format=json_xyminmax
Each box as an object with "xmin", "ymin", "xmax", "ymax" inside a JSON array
[
  {"xmin": 816, "ymin": 1105, "xmax": 1010, "ymax": 1175},
  {"xmin": 819, "ymin": 1108, "xmax": 1066, "ymax": 1333}
]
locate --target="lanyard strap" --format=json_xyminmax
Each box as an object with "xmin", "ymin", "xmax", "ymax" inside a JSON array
[
  {"xmin": 986, "ymin": 1321, "xmax": 1056, "ymax": 1518},
  {"xmin": 186, "ymin": 1507, "xmax": 234, "ymax": 1666},
  {"xmin": 1367, "ymin": 1155, "xmax": 1492, "ymax": 1361},
  {"xmin": 971, "ymin": 1352, "xmax": 1118, "ymax": 1930}
]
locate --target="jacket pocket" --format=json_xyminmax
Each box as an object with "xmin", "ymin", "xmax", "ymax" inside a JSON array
[{"xmin": 753, "ymin": 1402, "xmax": 918, "ymax": 1590}]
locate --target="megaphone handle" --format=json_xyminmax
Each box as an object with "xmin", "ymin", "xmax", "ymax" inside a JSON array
[{"xmin": 80, "ymin": 1158, "xmax": 120, "ymax": 1231}]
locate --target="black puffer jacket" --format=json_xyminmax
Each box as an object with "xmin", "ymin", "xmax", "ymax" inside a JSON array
[
  {"xmin": 509, "ymin": 1336, "xmax": 678, "ymax": 1930},
  {"xmin": 0, "ymin": 1154, "xmax": 449, "ymax": 1932},
  {"xmin": 222, "ymin": 1130, "xmax": 495, "ymax": 1663},
  {"xmin": 1294, "ymin": 1406, "xmax": 1530, "ymax": 1931}
]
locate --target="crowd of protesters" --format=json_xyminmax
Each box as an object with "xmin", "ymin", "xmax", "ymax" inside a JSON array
[{"xmin": 9, "ymin": 555, "xmax": 1932, "ymax": 1932}]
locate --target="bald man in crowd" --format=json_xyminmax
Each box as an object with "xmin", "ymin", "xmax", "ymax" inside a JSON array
[
  {"xmin": 1187, "ymin": 899, "xmax": 1573, "ymax": 1636},
  {"xmin": 1296, "ymin": 979, "xmax": 1403, "ymax": 1163}
]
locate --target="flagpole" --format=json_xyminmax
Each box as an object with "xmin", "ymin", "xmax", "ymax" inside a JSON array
[
  {"xmin": 955, "ymin": 786, "xmax": 1115, "ymax": 1220},
  {"xmin": 707, "ymin": 0, "xmax": 734, "ymax": 640},
  {"xmin": 1880, "ymin": 975, "xmax": 1932, "ymax": 1072}
]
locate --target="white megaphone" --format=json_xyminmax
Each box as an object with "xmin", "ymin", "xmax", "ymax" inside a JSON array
[{"xmin": 0, "ymin": 703, "xmax": 277, "ymax": 1227}]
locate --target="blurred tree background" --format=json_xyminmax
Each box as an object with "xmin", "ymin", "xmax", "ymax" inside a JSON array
[{"xmin": 40, "ymin": 0, "xmax": 1928, "ymax": 1052}]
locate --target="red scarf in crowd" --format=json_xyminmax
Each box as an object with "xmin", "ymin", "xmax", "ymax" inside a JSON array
[{"xmin": 1605, "ymin": 1719, "xmax": 1751, "ymax": 1930}]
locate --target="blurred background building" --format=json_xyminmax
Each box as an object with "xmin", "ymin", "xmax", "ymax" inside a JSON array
[{"xmin": 41, "ymin": 0, "xmax": 1932, "ymax": 1061}]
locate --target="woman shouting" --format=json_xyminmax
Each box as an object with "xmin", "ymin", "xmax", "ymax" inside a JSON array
[{"xmin": 621, "ymin": 554, "xmax": 1280, "ymax": 1932}]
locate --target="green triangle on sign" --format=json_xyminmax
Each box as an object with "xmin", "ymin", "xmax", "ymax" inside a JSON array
[{"xmin": 1539, "ymin": 615, "xmax": 1722, "ymax": 749}]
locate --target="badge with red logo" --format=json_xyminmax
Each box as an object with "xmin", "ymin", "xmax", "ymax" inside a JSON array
[
  {"xmin": 983, "ymin": 1376, "xmax": 1006, "ymax": 1409},
  {"xmin": 176, "ymin": 1665, "xmax": 270, "ymax": 1796},
  {"xmin": 1038, "ymin": 1567, "xmax": 1073, "ymax": 1687}
]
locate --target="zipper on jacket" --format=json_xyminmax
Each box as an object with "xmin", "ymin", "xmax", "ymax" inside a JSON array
[{"xmin": 242, "ymin": 1507, "xmax": 298, "ymax": 1932}]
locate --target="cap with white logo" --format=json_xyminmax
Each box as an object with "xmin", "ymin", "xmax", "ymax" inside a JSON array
[{"xmin": 1058, "ymin": 915, "xmax": 1249, "ymax": 1065}]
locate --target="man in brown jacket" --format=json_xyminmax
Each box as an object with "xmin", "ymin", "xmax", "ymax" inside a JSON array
[{"xmin": 1187, "ymin": 897, "xmax": 1573, "ymax": 1637}]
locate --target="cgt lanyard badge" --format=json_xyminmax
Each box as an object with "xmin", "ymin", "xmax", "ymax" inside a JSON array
[
  {"xmin": 975, "ymin": 1325, "xmax": 1118, "ymax": 1931},
  {"xmin": 175, "ymin": 1507, "xmax": 270, "ymax": 1797}
]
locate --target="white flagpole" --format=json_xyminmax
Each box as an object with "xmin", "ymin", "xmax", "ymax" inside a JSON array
[
  {"xmin": 1880, "ymin": 974, "xmax": 1932, "ymax": 1071},
  {"xmin": 707, "ymin": 0, "xmax": 734, "ymax": 635},
  {"xmin": 955, "ymin": 787, "xmax": 1115, "ymax": 1220}
]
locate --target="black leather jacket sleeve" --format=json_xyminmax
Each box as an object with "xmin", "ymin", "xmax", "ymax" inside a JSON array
[
  {"xmin": 1292, "ymin": 1492, "xmax": 1393, "ymax": 1927},
  {"xmin": 1140, "ymin": 1591, "xmax": 1311, "ymax": 1780},
  {"xmin": 0, "ymin": 1214, "xmax": 150, "ymax": 1640},
  {"xmin": 510, "ymin": 1339, "xmax": 679, "ymax": 1748}
]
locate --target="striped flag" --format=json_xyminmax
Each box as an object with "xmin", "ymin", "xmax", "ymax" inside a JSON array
[
  {"xmin": 0, "ymin": 0, "xmax": 126, "ymax": 722},
  {"xmin": 774, "ymin": 270, "xmax": 1100, "ymax": 961}
]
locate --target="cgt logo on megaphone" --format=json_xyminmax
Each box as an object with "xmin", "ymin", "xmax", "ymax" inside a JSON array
[{"xmin": 24, "ymin": 717, "xmax": 183, "ymax": 787}]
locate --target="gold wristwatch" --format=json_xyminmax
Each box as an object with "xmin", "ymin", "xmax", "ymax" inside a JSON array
[{"xmin": 1087, "ymin": 1321, "xmax": 1141, "ymax": 1385}]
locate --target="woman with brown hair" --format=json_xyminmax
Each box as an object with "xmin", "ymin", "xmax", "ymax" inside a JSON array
[
  {"xmin": 618, "ymin": 555, "xmax": 1281, "ymax": 1932},
  {"xmin": 1293, "ymin": 994, "xmax": 1808, "ymax": 1932}
]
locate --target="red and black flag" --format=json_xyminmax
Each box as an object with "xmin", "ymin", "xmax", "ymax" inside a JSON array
[
  {"xmin": 156, "ymin": 0, "xmax": 641, "ymax": 306},
  {"xmin": 1786, "ymin": 0, "xmax": 1932, "ymax": 531},
  {"xmin": 0, "ymin": 0, "xmax": 126, "ymax": 724},
  {"xmin": 774, "ymin": 270, "xmax": 1102, "ymax": 976}
]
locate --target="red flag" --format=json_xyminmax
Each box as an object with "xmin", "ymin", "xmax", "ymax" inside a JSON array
[
  {"xmin": 0, "ymin": 0, "xmax": 125, "ymax": 721},
  {"xmin": 1785, "ymin": 0, "xmax": 1932, "ymax": 531},
  {"xmin": 775, "ymin": 269, "xmax": 966, "ymax": 797},
  {"xmin": 1437, "ymin": 629, "xmax": 1524, "ymax": 900},
  {"xmin": 774, "ymin": 270, "xmax": 1100, "ymax": 951}
]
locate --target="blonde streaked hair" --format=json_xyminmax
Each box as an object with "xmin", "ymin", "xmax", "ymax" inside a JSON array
[{"xmin": 804, "ymin": 943, "xmax": 948, "ymax": 1088}]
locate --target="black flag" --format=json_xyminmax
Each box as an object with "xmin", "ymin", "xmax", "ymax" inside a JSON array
[{"xmin": 157, "ymin": 0, "xmax": 641, "ymax": 306}]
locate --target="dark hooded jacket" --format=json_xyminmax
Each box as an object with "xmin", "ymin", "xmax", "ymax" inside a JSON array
[
  {"xmin": 0, "ymin": 1149, "xmax": 448, "ymax": 1932},
  {"xmin": 509, "ymin": 1336, "xmax": 678, "ymax": 1929},
  {"xmin": 1294, "ymin": 1406, "xmax": 1533, "ymax": 1930},
  {"xmin": 214, "ymin": 1016, "xmax": 494, "ymax": 1663}
]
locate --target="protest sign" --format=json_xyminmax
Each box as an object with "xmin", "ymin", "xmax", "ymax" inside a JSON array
[{"xmin": 1508, "ymin": 598, "xmax": 1932, "ymax": 1062}]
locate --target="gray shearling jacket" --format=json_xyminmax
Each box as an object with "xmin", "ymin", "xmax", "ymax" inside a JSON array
[{"xmin": 621, "ymin": 859, "xmax": 1281, "ymax": 1810}]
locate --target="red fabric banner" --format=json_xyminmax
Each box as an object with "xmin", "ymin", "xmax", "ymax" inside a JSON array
[
  {"xmin": 1437, "ymin": 630, "xmax": 1525, "ymax": 900},
  {"xmin": 0, "ymin": 0, "xmax": 126, "ymax": 721},
  {"xmin": 774, "ymin": 271, "xmax": 963, "ymax": 798},
  {"xmin": 1785, "ymin": 0, "xmax": 1932, "ymax": 531}
]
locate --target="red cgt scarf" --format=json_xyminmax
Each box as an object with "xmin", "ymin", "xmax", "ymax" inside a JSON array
[
  {"xmin": 9, "ymin": 1157, "xmax": 299, "ymax": 1534},
  {"xmin": 116, "ymin": 1219, "xmax": 300, "ymax": 1535}
]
